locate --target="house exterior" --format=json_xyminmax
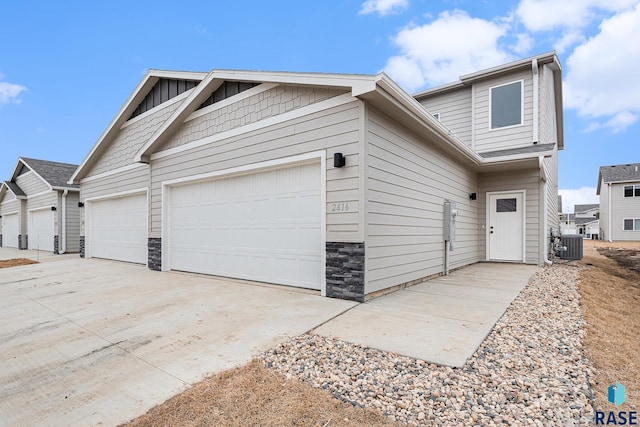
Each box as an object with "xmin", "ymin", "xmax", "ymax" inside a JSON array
[
  {"xmin": 574, "ymin": 203, "xmax": 599, "ymax": 239},
  {"xmin": 70, "ymin": 52, "xmax": 563, "ymax": 301},
  {"xmin": 560, "ymin": 213, "xmax": 576, "ymax": 235},
  {"xmin": 597, "ymin": 163, "xmax": 640, "ymax": 241},
  {"xmin": 0, "ymin": 158, "xmax": 81, "ymax": 253}
]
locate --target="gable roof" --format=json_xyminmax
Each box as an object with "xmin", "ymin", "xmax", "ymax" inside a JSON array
[
  {"xmin": 0, "ymin": 181, "xmax": 27, "ymax": 201},
  {"xmin": 413, "ymin": 51, "xmax": 564, "ymax": 151},
  {"xmin": 11, "ymin": 157, "xmax": 80, "ymax": 191},
  {"xmin": 575, "ymin": 203, "xmax": 599, "ymax": 214},
  {"xmin": 597, "ymin": 163, "xmax": 640, "ymax": 194},
  {"xmin": 575, "ymin": 217, "xmax": 598, "ymax": 226}
]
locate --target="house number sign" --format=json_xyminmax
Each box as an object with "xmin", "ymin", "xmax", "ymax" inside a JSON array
[{"xmin": 330, "ymin": 202, "xmax": 350, "ymax": 212}]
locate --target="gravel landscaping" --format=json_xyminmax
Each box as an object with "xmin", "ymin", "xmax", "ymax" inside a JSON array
[{"xmin": 262, "ymin": 264, "xmax": 595, "ymax": 426}]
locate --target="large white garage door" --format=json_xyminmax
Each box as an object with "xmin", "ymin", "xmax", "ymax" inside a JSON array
[
  {"xmin": 2, "ymin": 213, "xmax": 19, "ymax": 248},
  {"xmin": 88, "ymin": 193, "xmax": 147, "ymax": 264},
  {"xmin": 168, "ymin": 162, "xmax": 322, "ymax": 290},
  {"xmin": 29, "ymin": 209, "xmax": 55, "ymax": 252}
]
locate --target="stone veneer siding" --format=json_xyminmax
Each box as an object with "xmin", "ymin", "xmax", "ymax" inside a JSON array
[
  {"xmin": 148, "ymin": 238, "xmax": 161, "ymax": 271},
  {"xmin": 53, "ymin": 235, "xmax": 59, "ymax": 254},
  {"xmin": 326, "ymin": 242, "xmax": 365, "ymax": 302},
  {"xmin": 18, "ymin": 234, "xmax": 28, "ymax": 250},
  {"xmin": 0, "ymin": 234, "xmax": 2, "ymax": 247},
  {"xmin": 79, "ymin": 236, "xmax": 85, "ymax": 258}
]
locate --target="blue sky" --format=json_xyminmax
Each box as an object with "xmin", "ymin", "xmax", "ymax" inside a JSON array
[{"xmin": 1, "ymin": 0, "xmax": 639, "ymax": 212}]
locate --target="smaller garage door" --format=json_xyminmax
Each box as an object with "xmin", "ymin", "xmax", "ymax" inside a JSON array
[
  {"xmin": 88, "ymin": 193, "xmax": 147, "ymax": 264},
  {"xmin": 2, "ymin": 213, "xmax": 19, "ymax": 248},
  {"xmin": 29, "ymin": 209, "xmax": 55, "ymax": 252}
]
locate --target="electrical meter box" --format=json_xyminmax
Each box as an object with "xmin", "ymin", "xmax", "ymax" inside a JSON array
[{"xmin": 444, "ymin": 200, "xmax": 458, "ymax": 241}]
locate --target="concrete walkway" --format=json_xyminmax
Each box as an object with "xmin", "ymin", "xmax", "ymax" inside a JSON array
[
  {"xmin": 0, "ymin": 247, "xmax": 77, "ymax": 263},
  {"xmin": 314, "ymin": 263, "xmax": 539, "ymax": 368}
]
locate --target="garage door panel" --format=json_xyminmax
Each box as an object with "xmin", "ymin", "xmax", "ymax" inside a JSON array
[
  {"xmin": 89, "ymin": 193, "xmax": 147, "ymax": 264},
  {"xmin": 29, "ymin": 210, "xmax": 55, "ymax": 252},
  {"xmin": 168, "ymin": 162, "xmax": 322, "ymax": 290},
  {"xmin": 3, "ymin": 213, "xmax": 19, "ymax": 248}
]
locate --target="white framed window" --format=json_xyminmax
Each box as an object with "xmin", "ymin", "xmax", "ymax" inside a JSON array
[
  {"xmin": 490, "ymin": 80, "xmax": 523, "ymax": 129},
  {"xmin": 623, "ymin": 218, "xmax": 640, "ymax": 231},
  {"xmin": 623, "ymin": 185, "xmax": 640, "ymax": 197}
]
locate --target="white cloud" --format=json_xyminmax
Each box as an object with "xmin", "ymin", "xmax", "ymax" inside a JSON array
[
  {"xmin": 511, "ymin": 33, "xmax": 534, "ymax": 55},
  {"xmin": 559, "ymin": 187, "xmax": 599, "ymax": 213},
  {"xmin": 564, "ymin": 3, "xmax": 640, "ymax": 132},
  {"xmin": 383, "ymin": 10, "xmax": 513, "ymax": 90},
  {"xmin": 359, "ymin": 0, "xmax": 409, "ymax": 16},
  {"xmin": 0, "ymin": 82, "xmax": 27, "ymax": 105},
  {"xmin": 553, "ymin": 30, "xmax": 583, "ymax": 54}
]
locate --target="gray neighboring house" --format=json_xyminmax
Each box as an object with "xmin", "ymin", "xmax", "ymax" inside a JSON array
[
  {"xmin": 70, "ymin": 52, "xmax": 563, "ymax": 302},
  {"xmin": 574, "ymin": 204, "xmax": 599, "ymax": 239},
  {"xmin": 0, "ymin": 157, "xmax": 81, "ymax": 253},
  {"xmin": 597, "ymin": 163, "xmax": 640, "ymax": 241}
]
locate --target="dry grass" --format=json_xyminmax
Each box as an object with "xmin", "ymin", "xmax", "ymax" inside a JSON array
[
  {"xmin": 0, "ymin": 258, "xmax": 38, "ymax": 268},
  {"xmin": 578, "ymin": 240, "xmax": 640, "ymax": 410},
  {"xmin": 123, "ymin": 359, "xmax": 402, "ymax": 427}
]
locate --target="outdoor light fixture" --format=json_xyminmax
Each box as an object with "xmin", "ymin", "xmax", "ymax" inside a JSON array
[
  {"xmin": 334, "ymin": 152, "xmax": 345, "ymax": 168},
  {"xmin": 51, "ymin": 206, "xmax": 57, "ymax": 211},
  {"xmin": 469, "ymin": 193, "xmax": 477, "ymax": 200},
  {"xmin": 78, "ymin": 202, "xmax": 84, "ymax": 208}
]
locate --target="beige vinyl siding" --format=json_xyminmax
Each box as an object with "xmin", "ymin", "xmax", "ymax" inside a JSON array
[
  {"xmin": 474, "ymin": 70, "xmax": 534, "ymax": 153},
  {"xmin": 599, "ymin": 180, "xmax": 610, "ymax": 240},
  {"xmin": 479, "ymin": 169, "xmax": 540, "ymax": 264},
  {"xmin": 610, "ymin": 182, "xmax": 640, "ymax": 241},
  {"xmin": 539, "ymin": 64, "xmax": 557, "ymax": 146},
  {"xmin": 161, "ymin": 85, "xmax": 350, "ymax": 151},
  {"xmin": 151, "ymin": 99, "xmax": 362, "ymax": 242},
  {"xmin": 416, "ymin": 87, "xmax": 472, "ymax": 146},
  {"xmin": 65, "ymin": 191, "xmax": 80, "ymax": 252},
  {"xmin": 16, "ymin": 171, "xmax": 49, "ymax": 195},
  {"xmin": 79, "ymin": 164, "xmax": 150, "ymax": 235},
  {"xmin": 87, "ymin": 100, "xmax": 183, "ymax": 176},
  {"xmin": 365, "ymin": 107, "xmax": 479, "ymax": 294},
  {"xmin": 544, "ymin": 149, "xmax": 559, "ymax": 235}
]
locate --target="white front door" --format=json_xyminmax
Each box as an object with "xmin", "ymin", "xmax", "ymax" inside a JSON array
[
  {"xmin": 2, "ymin": 213, "xmax": 19, "ymax": 248},
  {"xmin": 488, "ymin": 192, "xmax": 524, "ymax": 262},
  {"xmin": 29, "ymin": 209, "xmax": 55, "ymax": 251}
]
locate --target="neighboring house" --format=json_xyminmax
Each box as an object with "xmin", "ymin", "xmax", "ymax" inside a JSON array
[
  {"xmin": 560, "ymin": 213, "xmax": 576, "ymax": 235},
  {"xmin": 597, "ymin": 163, "xmax": 640, "ymax": 241},
  {"xmin": 0, "ymin": 158, "xmax": 81, "ymax": 253},
  {"xmin": 574, "ymin": 203, "xmax": 599, "ymax": 239},
  {"xmin": 70, "ymin": 52, "xmax": 563, "ymax": 302}
]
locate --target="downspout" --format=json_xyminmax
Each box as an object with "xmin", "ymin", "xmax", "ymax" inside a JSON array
[
  {"xmin": 539, "ymin": 156, "xmax": 552, "ymax": 265},
  {"xmin": 532, "ymin": 59, "xmax": 539, "ymax": 144},
  {"xmin": 60, "ymin": 189, "xmax": 68, "ymax": 254},
  {"xmin": 608, "ymin": 183, "xmax": 612, "ymax": 242}
]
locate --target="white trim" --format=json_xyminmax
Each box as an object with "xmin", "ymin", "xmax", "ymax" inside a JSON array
[
  {"xmin": 151, "ymin": 93, "xmax": 356, "ymax": 161},
  {"xmin": 622, "ymin": 218, "xmax": 640, "ymax": 232},
  {"xmin": 1, "ymin": 210, "xmax": 19, "ymax": 216},
  {"xmin": 0, "ymin": 196, "xmax": 17, "ymax": 205},
  {"xmin": 84, "ymin": 187, "xmax": 149, "ymax": 263},
  {"xmin": 27, "ymin": 206, "xmax": 55, "ymax": 251},
  {"xmin": 486, "ymin": 190, "xmax": 527, "ymax": 263},
  {"xmin": 80, "ymin": 163, "xmax": 149, "ymax": 184},
  {"xmin": 185, "ymin": 83, "xmax": 279, "ymax": 122},
  {"xmin": 161, "ymin": 151, "xmax": 327, "ymax": 295},
  {"xmin": 532, "ymin": 59, "xmax": 539, "ymax": 143},
  {"xmin": 16, "ymin": 162, "xmax": 53, "ymax": 191},
  {"xmin": 489, "ymin": 79, "xmax": 524, "ymax": 130},
  {"xmin": 120, "ymin": 89, "xmax": 194, "ymax": 129}
]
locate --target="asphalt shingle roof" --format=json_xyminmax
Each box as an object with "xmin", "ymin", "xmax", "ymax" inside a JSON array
[
  {"xmin": 3, "ymin": 181, "xmax": 26, "ymax": 197},
  {"xmin": 575, "ymin": 204, "xmax": 599, "ymax": 214},
  {"xmin": 20, "ymin": 158, "xmax": 79, "ymax": 189},
  {"xmin": 599, "ymin": 163, "xmax": 640, "ymax": 183}
]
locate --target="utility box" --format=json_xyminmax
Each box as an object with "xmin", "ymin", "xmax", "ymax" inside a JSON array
[
  {"xmin": 558, "ymin": 235, "xmax": 583, "ymax": 260},
  {"xmin": 444, "ymin": 200, "xmax": 458, "ymax": 242}
]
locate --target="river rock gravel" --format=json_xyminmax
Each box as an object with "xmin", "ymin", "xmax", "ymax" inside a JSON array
[{"xmin": 261, "ymin": 264, "xmax": 594, "ymax": 426}]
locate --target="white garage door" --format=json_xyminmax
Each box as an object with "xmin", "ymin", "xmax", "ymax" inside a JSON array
[
  {"xmin": 2, "ymin": 213, "xmax": 19, "ymax": 248},
  {"xmin": 168, "ymin": 162, "xmax": 322, "ymax": 290},
  {"xmin": 29, "ymin": 209, "xmax": 55, "ymax": 252},
  {"xmin": 88, "ymin": 193, "xmax": 147, "ymax": 264}
]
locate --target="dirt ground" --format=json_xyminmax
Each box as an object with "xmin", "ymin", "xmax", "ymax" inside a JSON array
[
  {"xmin": 0, "ymin": 258, "xmax": 38, "ymax": 268},
  {"xmin": 578, "ymin": 239, "xmax": 640, "ymax": 410},
  {"xmin": 123, "ymin": 359, "xmax": 402, "ymax": 427}
]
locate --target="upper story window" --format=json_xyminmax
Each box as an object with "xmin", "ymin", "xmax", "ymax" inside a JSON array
[
  {"xmin": 623, "ymin": 185, "xmax": 640, "ymax": 197},
  {"xmin": 490, "ymin": 80, "xmax": 523, "ymax": 129}
]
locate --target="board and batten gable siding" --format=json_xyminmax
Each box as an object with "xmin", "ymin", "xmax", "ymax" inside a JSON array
[
  {"xmin": 610, "ymin": 182, "xmax": 640, "ymax": 241},
  {"xmin": 87, "ymin": 98, "xmax": 183, "ymax": 177},
  {"xmin": 599, "ymin": 180, "xmax": 610, "ymax": 240},
  {"xmin": 365, "ymin": 107, "xmax": 479, "ymax": 294},
  {"xmin": 479, "ymin": 169, "xmax": 540, "ymax": 264},
  {"xmin": 79, "ymin": 164, "xmax": 150, "ymax": 235},
  {"xmin": 473, "ymin": 69, "xmax": 534, "ymax": 153},
  {"xmin": 158, "ymin": 85, "xmax": 350, "ymax": 152},
  {"xmin": 65, "ymin": 191, "xmax": 81, "ymax": 252},
  {"xmin": 150, "ymin": 99, "xmax": 363, "ymax": 242},
  {"xmin": 416, "ymin": 86, "xmax": 473, "ymax": 147},
  {"xmin": 15, "ymin": 171, "xmax": 49, "ymax": 195}
]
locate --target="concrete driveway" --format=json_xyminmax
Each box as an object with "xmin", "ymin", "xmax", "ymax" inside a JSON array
[{"xmin": 0, "ymin": 256, "xmax": 356, "ymax": 427}]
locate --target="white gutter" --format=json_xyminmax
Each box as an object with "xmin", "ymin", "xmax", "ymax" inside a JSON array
[
  {"xmin": 608, "ymin": 182, "xmax": 612, "ymax": 242},
  {"xmin": 532, "ymin": 59, "xmax": 539, "ymax": 144},
  {"xmin": 60, "ymin": 189, "xmax": 68, "ymax": 254}
]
